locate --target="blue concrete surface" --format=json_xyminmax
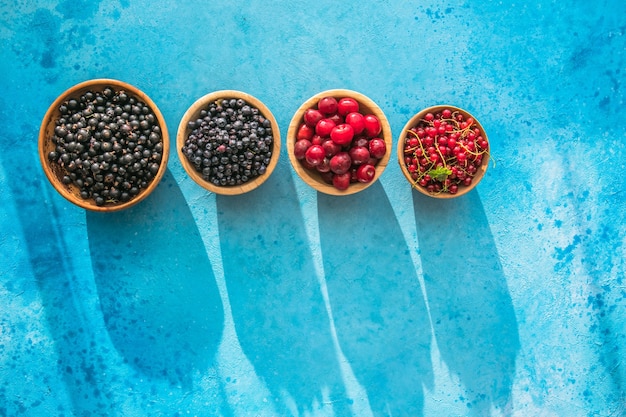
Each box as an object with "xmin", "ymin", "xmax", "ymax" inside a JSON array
[{"xmin": 1, "ymin": 1, "xmax": 624, "ymax": 416}]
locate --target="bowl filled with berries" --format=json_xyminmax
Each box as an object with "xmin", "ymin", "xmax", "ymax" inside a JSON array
[
  {"xmin": 287, "ymin": 89, "xmax": 392, "ymax": 195},
  {"xmin": 177, "ymin": 90, "xmax": 281, "ymax": 195},
  {"xmin": 397, "ymin": 105, "xmax": 490, "ymax": 198},
  {"xmin": 39, "ymin": 79, "xmax": 170, "ymax": 211}
]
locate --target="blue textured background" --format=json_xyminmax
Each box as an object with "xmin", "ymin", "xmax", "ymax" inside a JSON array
[{"xmin": 1, "ymin": 1, "xmax": 625, "ymax": 416}]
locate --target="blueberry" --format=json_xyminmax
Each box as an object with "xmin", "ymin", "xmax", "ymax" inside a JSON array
[{"xmin": 181, "ymin": 97, "xmax": 274, "ymax": 187}]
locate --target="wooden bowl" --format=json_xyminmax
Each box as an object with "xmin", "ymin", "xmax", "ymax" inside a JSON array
[
  {"xmin": 397, "ymin": 105, "xmax": 490, "ymax": 199},
  {"xmin": 176, "ymin": 90, "xmax": 281, "ymax": 195},
  {"xmin": 39, "ymin": 79, "xmax": 170, "ymax": 211},
  {"xmin": 287, "ymin": 89, "xmax": 392, "ymax": 196}
]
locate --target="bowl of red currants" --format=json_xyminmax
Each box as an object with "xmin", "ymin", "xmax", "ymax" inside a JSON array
[
  {"xmin": 397, "ymin": 105, "xmax": 490, "ymax": 198},
  {"xmin": 177, "ymin": 90, "xmax": 281, "ymax": 195},
  {"xmin": 287, "ymin": 89, "xmax": 392, "ymax": 195},
  {"xmin": 39, "ymin": 79, "xmax": 170, "ymax": 211}
]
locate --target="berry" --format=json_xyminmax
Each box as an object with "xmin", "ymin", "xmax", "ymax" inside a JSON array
[
  {"xmin": 330, "ymin": 123, "xmax": 354, "ymax": 146},
  {"xmin": 368, "ymin": 138, "xmax": 386, "ymax": 159},
  {"xmin": 337, "ymin": 97, "xmax": 359, "ymax": 116},
  {"xmin": 356, "ymin": 164, "xmax": 376, "ymax": 183},
  {"xmin": 297, "ymin": 123, "xmax": 314, "ymax": 140},
  {"xmin": 348, "ymin": 146, "xmax": 370, "ymax": 165},
  {"xmin": 332, "ymin": 171, "xmax": 351, "ymax": 190},
  {"xmin": 305, "ymin": 144, "xmax": 326, "ymax": 166},
  {"xmin": 318, "ymin": 96, "xmax": 338, "ymax": 115},
  {"xmin": 329, "ymin": 152, "xmax": 351, "ymax": 175},
  {"xmin": 182, "ymin": 97, "xmax": 275, "ymax": 187},
  {"xmin": 316, "ymin": 157, "xmax": 331, "ymax": 173},
  {"xmin": 315, "ymin": 118, "xmax": 336, "ymax": 137},
  {"xmin": 303, "ymin": 109, "xmax": 324, "ymax": 127},
  {"xmin": 48, "ymin": 87, "xmax": 164, "ymax": 206},
  {"xmin": 322, "ymin": 138, "xmax": 341, "ymax": 157},
  {"xmin": 293, "ymin": 95, "xmax": 387, "ymax": 191},
  {"xmin": 401, "ymin": 108, "xmax": 488, "ymax": 195},
  {"xmin": 294, "ymin": 139, "xmax": 312, "ymax": 160},
  {"xmin": 363, "ymin": 114, "xmax": 381, "ymax": 137},
  {"xmin": 345, "ymin": 112, "xmax": 365, "ymax": 135}
]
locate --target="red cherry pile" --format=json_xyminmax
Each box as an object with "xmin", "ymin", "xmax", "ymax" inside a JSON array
[
  {"xmin": 402, "ymin": 108, "xmax": 489, "ymax": 195},
  {"xmin": 293, "ymin": 96, "xmax": 386, "ymax": 191}
]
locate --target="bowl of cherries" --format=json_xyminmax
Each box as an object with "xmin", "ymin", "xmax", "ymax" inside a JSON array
[
  {"xmin": 287, "ymin": 89, "xmax": 392, "ymax": 195},
  {"xmin": 398, "ymin": 105, "xmax": 490, "ymax": 198},
  {"xmin": 39, "ymin": 79, "xmax": 169, "ymax": 211}
]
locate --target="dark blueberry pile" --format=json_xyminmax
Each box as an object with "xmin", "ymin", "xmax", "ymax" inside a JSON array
[
  {"xmin": 182, "ymin": 98, "xmax": 274, "ymax": 187},
  {"xmin": 47, "ymin": 87, "xmax": 164, "ymax": 207}
]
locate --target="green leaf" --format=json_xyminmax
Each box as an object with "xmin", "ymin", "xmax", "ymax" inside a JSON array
[{"xmin": 427, "ymin": 166, "xmax": 452, "ymax": 182}]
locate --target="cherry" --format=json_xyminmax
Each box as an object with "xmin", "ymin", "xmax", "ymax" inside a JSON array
[
  {"xmin": 316, "ymin": 157, "xmax": 331, "ymax": 173},
  {"xmin": 329, "ymin": 113, "xmax": 343, "ymax": 125},
  {"xmin": 332, "ymin": 171, "xmax": 351, "ymax": 190},
  {"xmin": 353, "ymin": 136, "xmax": 369, "ymax": 148},
  {"xmin": 368, "ymin": 138, "xmax": 386, "ymax": 159},
  {"xmin": 311, "ymin": 134, "xmax": 324, "ymax": 146},
  {"xmin": 330, "ymin": 123, "xmax": 354, "ymax": 146},
  {"xmin": 363, "ymin": 114, "xmax": 381, "ymax": 137},
  {"xmin": 305, "ymin": 144, "xmax": 325, "ymax": 166},
  {"xmin": 315, "ymin": 118, "xmax": 336, "ymax": 137},
  {"xmin": 322, "ymin": 138, "xmax": 341, "ymax": 157},
  {"xmin": 294, "ymin": 139, "xmax": 312, "ymax": 160},
  {"xmin": 297, "ymin": 123, "xmax": 315, "ymax": 141},
  {"xmin": 318, "ymin": 96, "xmax": 338, "ymax": 115},
  {"xmin": 345, "ymin": 112, "xmax": 365, "ymax": 135},
  {"xmin": 319, "ymin": 170, "xmax": 334, "ymax": 184},
  {"xmin": 293, "ymin": 95, "xmax": 387, "ymax": 191},
  {"xmin": 329, "ymin": 152, "xmax": 351, "ymax": 175},
  {"xmin": 337, "ymin": 97, "xmax": 359, "ymax": 116},
  {"xmin": 348, "ymin": 146, "xmax": 370, "ymax": 165},
  {"xmin": 356, "ymin": 164, "xmax": 376, "ymax": 183},
  {"xmin": 304, "ymin": 109, "xmax": 324, "ymax": 127}
]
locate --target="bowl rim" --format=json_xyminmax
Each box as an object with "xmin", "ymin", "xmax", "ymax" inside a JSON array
[
  {"xmin": 176, "ymin": 89, "xmax": 281, "ymax": 195},
  {"xmin": 286, "ymin": 88, "xmax": 392, "ymax": 196},
  {"xmin": 38, "ymin": 78, "xmax": 170, "ymax": 211},
  {"xmin": 396, "ymin": 104, "xmax": 490, "ymax": 199}
]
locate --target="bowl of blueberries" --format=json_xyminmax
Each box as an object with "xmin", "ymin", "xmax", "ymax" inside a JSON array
[
  {"xmin": 177, "ymin": 90, "xmax": 281, "ymax": 195},
  {"xmin": 39, "ymin": 79, "xmax": 170, "ymax": 211}
]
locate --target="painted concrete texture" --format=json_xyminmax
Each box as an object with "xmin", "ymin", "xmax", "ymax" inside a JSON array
[{"xmin": 0, "ymin": 0, "xmax": 624, "ymax": 416}]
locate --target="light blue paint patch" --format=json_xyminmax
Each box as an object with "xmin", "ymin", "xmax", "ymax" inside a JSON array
[
  {"xmin": 29, "ymin": 9, "xmax": 61, "ymax": 69},
  {"xmin": 56, "ymin": 0, "xmax": 103, "ymax": 20},
  {"xmin": 554, "ymin": 234, "xmax": 582, "ymax": 272}
]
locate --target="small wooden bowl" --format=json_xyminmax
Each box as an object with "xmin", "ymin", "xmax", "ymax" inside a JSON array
[
  {"xmin": 39, "ymin": 79, "xmax": 170, "ymax": 211},
  {"xmin": 287, "ymin": 89, "xmax": 392, "ymax": 196},
  {"xmin": 177, "ymin": 90, "xmax": 281, "ymax": 195},
  {"xmin": 397, "ymin": 105, "xmax": 490, "ymax": 199}
]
